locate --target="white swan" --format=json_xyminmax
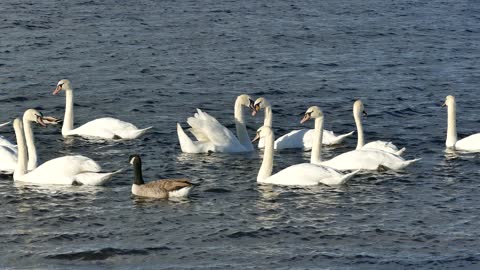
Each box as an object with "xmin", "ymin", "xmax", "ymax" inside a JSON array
[
  {"xmin": 443, "ymin": 95, "xmax": 480, "ymax": 152},
  {"xmin": 177, "ymin": 94, "xmax": 255, "ymax": 153},
  {"xmin": 251, "ymin": 97, "xmax": 354, "ymax": 149},
  {"xmin": 353, "ymin": 100, "xmax": 405, "ymax": 155},
  {"xmin": 129, "ymin": 154, "xmax": 193, "ymax": 199},
  {"xmin": 303, "ymin": 105, "xmax": 420, "ymax": 171},
  {"xmin": 254, "ymin": 120, "xmax": 358, "ymax": 186},
  {"xmin": 52, "ymin": 79, "xmax": 152, "ymax": 140},
  {"xmin": 12, "ymin": 118, "xmax": 119, "ymax": 185}
]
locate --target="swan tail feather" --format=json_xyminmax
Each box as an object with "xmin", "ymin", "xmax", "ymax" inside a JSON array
[
  {"xmin": 395, "ymin": 147, "xmax": 406, "ymax": 156},
  {"xmin": 329, "ymin": 131, "xmax": 355, "ymax": 144},
  {"xmin": 75, "ymin": 169, "xmax": 123, "ymax": 186},
  {"xmin": 177, "ymin": 123, "xmax": 198, "ymax": 153},
  {"xmin": 339, "ymin": 169, "xmax": 360, "ymax": 185}
]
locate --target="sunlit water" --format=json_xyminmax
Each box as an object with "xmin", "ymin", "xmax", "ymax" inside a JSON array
[{"xmin": 1, "ymin": 0, "xmax": 480, "ymax": 269}]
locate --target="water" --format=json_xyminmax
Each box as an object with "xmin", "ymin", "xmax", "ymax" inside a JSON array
[{"xmin": 1, "ymin": 0, "xmax": 480, "ymax": 269}]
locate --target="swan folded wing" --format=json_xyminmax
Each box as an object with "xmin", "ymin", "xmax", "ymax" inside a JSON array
[
  {"xmin": 455, "ymin": 133, "xmax": 480, "ymax": 151},
  {"xmin": 263, "ymin": 163, "xmax": 342, "ymax": 186},
  {"xmin": 0, "ymin": 136, "xmax": 17, "ymax": 150},
  {"xmin": 321, "ymin": 149, "xmax": 414, "ymax": 171},
  {"xmin": 274, "ymin": 129, "xmax": 310, "ymax": 149},
  {"xmin": 0, "ymin": 146, "xmax": 17, "ymax": 173},
  {"xmin": 362, "ymin": 140, "xmax": 399, "ymax": 153},
  {"xmin": 187, "ymin": 110, "xmax": 238, "ymax": 146},
  {"xmin": 69, "ymin": 117, "xmax": 142, "ymax": 139}
]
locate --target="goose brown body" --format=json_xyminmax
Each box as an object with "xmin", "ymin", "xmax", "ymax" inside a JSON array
[{"xmin": 129, "ymin": 154, "xmax": 193, "ymax": 199}]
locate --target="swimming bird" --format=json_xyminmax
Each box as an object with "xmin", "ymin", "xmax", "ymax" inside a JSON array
[
  {"xmin": 177, "ymin": 94, "xmax": 255, "ymax": 153},
  {"xmin": 52, "ymin": 79, "xmax": 152, "ymax": 140},
  {"xmin": 443, "ymin": 95, "xmax": 480, "ymax": 152},
  {"xmin": 129, "ymin": 154, "xmax": 194, "ymax": 199},
  {"xmin": 352, "ymin": 100, "xmax": 405, "ymax": 155},
  {"xmin": 12, "ymin": 117, "xmax": 119, "ymax": 185},
  {"xmin": 253, "ymin": 116, "xmax": 359, "ymax": 187}
]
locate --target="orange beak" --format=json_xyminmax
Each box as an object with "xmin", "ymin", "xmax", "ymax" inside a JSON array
[
  {"xmin": 53, "ymin": 85, "xmax": 62, "ymax": 95},
  {"xmin": 300, "ymin": 113, "xmax": 311, "ymax": 124}
]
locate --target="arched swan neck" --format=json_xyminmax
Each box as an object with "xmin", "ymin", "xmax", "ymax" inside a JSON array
[
  {"xmin": 234, "ymin": 97, "xmax": 253, "ymax": 151},
  {"xmin": 13, "ymin": 120, "xmax": 27, "ymax": 180},
  {"xmin": 62, "ymin": 89, "xmax": 74, "ymax": 136},
  {"xmin": 310, "ymin": 116, "xmax": 324, "ymax": 164},
  {"xmin": 257, "ymin": 130, "xmax": 274, "ymax": 182},
  {"xmin": 132, "ymin": 160, "xmax": 144, "ymax": 185},
  {"xmin": 446, "ymin": 102, "xmax": 457, "ymax": 148},
  {"xmin": 22, "ymin": 118, "xmax": 37, "ymax": 170},
  {"xmin": 354, "ymin": 109, "xmax": 364, "ymax": 150}
]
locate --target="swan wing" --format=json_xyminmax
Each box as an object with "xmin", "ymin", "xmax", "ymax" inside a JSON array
[
  {"xmin": 0, "ymin": 146, "xmax": 17, "ymax": 174},
  {"xmin": 455, "ymin": 133, "xmax": 480, "ymax": 152},
  {"xmin": 274, "ymin": 129, "xmax": 311, "ymax": 149},
  {"xmin": 69, "ymin": 117, "xmax": 150, "ymax": 139},
  {"xmin": 362, "ymin": 140, "xmax": 400, "ymax": 154},
  {"xmin": 186, "ymin": 109, "xmax": 243, "ymax": 149},
  {"xmin": 261, "ymin": 163, "xmax": 347, "ymax": 186},
  {"xmin": 321, "ymin": 149, "xmax": 418, "ymax": 171}
]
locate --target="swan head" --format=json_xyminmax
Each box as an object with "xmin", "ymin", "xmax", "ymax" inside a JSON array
[
  {"xmin": 237, "ymin": 94, "xmax": 255, "ymax": 108},
  {"xmin": 23, "ymin": 109, "xmax": 47, "ymax": 127},
  {"xmin": 53, "ymin": 79, "xmax": 72, "ymax": 95},
  {"xmin": 129, "ymin": 154, "xmax": 141, "ymax": 165},
  {"xmin": 353, "ymin": 100, "xmax": 367, "ymax": 117},
  {"xmin": 23, "ymin": 109, "xmax": 62, "ymax": 127},
  {"xmin": 252, "ymin": 126, "xmax": 273, "ymax": 142},
  {"xmin": 300, "ymin": 106, "xmax": 323, "ymax": 124},
  {"xmin": 251, "ymin": 97, "xmax": 271, "ymax": 116},
  {"xmin": 442, "ymin": 95, "xmax": 455, "ymax": 107}
]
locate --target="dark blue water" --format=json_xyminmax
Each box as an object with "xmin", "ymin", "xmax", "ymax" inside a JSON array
[{"xmin": 1, "ymin": 0, "xmax": 480, "ymax": 269}]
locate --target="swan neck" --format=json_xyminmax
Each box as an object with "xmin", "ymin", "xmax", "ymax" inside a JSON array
[
  {"xmin": 22, "ymin": 118, "xmax": 37, "ymax": 170},
  {"xmin": 13, "ymin": 121, "xmax": 27, "ymax": 180},
  {"xmin": 257, "ymin": 131, "xmax": 274, "ymax": 182},
  {"xmin": 234, "ymin": 98, "xmax": 253, "ymax": 150},
  {"xmin": 310, "ymin": 116, "xmax": 323, "ymax": 164},
  {"xmin": 354, "ymin": 110, "xmax": 364, "ymax": 149},
  {"xmin": 446, "ymin": 103, "xmax": 457, "ymax": 148},
  {"xmin": 263, "ymin": 105, "xmax": 272, "ymax": 127},
  {"xmin": 63, "ymin": 89, "xmax": 74, "ymax": 136},
  {"xmin": 133, "ymin": 161, "xmax": 144, "ymax": 185}
]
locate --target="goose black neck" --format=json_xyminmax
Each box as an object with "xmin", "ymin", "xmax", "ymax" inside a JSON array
[{"xmin": 132, "ymin": 159, "xmax": 144, "ymax": 185}]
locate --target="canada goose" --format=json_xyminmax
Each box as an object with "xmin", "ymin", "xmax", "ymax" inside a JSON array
[{"xmin": 129, "ymin": 154, "xmax": 193, "ymax": 199}]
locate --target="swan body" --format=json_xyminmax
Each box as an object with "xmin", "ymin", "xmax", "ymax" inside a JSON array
[
  {"xmin": 177, "ymin": 94, "xmax": 254, "ymax": 153},
  {"xmin": 353, "ymin": 100, "xmax": 405, "ymax": 155},
  {"xmin": 443, "ymin": 95, "xmax": 480, "ymax": 152},
  {"xmin": 12, "ymin": 118, "xmax": 118, "ymax": 185},
  {"xmin": 0, "ymin": 146, "xmax": 17, "ymax": 174},
  {"xmin": 320, "ymin": 149, "xmax": 420, "ymax": 171},
  {"xmin": 53, "ymin": 79, "xmax": 152, "ymax": 140},
  {"xmin": 129, "ymin": 154, "xmax": 193, "ymax": 199},
  {"xmin": 251, "ymin": 97, "xmax": 354, "ymax": 149},
  {"xmin": 255, "ymin": 108, "xmax": 359, "ymax": 186}
]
